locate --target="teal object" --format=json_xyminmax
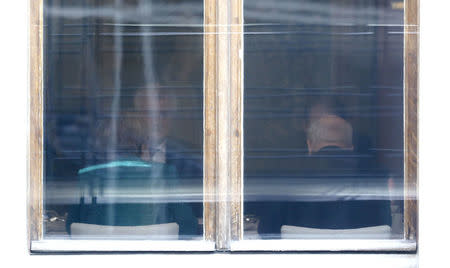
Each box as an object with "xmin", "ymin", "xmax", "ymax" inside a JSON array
[
  {"xmin": 69, "ymin": 158, "xmax": 198, "ymax": 237},
  {"xmin": 78, "ymin": 160, "xmax": 152, "ymax": 174}
]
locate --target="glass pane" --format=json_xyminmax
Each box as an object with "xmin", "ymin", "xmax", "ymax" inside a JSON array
[
  {"xmin": 43, "ymin": 0, "xmax": 204, "ymax": 240},
  {"xmin": 244, "ymin": 0, "xmax": 405, "ymax": 240}
]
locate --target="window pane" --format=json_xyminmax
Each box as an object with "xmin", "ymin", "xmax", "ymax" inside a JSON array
[
  {"xmin": 244, "ymin": 0, "xmax": 405, "ymax": 240},
  {"xmin": 43, "ymin": 0, "xmax": 204, "ymax": 240}
]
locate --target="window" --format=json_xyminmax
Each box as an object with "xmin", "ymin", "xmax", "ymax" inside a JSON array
[{"xmin": 29, "ymin": 0, "xmax": 418, "ymax": 252}]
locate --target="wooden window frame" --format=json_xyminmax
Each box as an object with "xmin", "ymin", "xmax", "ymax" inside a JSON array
[{"xmin": 28, "ymin": 0, "xmax": 417, "ymax": 252}]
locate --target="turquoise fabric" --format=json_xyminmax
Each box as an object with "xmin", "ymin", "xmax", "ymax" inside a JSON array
[
  {"xmin": 78, "ymin": 160, "xmax": 151, "ymax": 174},
  {"xmin": 68, "ymin": 159, "xmax": 198, "ymax": 237}
]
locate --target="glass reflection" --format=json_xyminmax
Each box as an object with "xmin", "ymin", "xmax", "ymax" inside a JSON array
[
  {"xmin": 43, "ymin": 0, "xmax": 203, "ymax": 240},
  {"xmin": 244, "ymin": 0, "xmax": 405, "ymax": 239}
]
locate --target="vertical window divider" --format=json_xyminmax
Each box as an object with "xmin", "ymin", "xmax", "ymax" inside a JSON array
[
  {"xmin": 215, "ymin": 0, "xmax": 232, "ymax": 251},
  {"xmin": 204, "ymin": 0, "xmax": 243, "ymax": 250},
  {"xmin": 29, "ymin": 0, "xmax": 44, "ymax": 248},
  {"xmin": 230, "ymin": 0, "xmax": 244, "ymax": 242},
  {"xmin": 204, "ymin": 0, "xmax": 218, "ymax": 243},
  {"xmin": 404, "ymin": 0, "xmax": 418, "ymax": 241}
]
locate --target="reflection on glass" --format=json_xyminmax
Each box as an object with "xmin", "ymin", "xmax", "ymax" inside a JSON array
[
  {"xmin": 244, "ymin": 0, "xmax": 405, "ymax": 239},
  {"xmin": 43, "ymin": 0, "xmax": 203, "ymax": 240}
]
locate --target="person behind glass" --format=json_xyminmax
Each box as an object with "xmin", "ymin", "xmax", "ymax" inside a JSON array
[
  {"xmin": 306, "ymin": 114, "xmax": 353, "ymax": 155},
  {"xmin": 256, "ymin": 99, "xmax": 342, "ymax": 237},
  {"xmin": 283, "ymin": 114, "xmax": 391, "ymax": 231},
  {"xmin": 305, "ymin": 98, "xmax": 375, "ymax": 170},
  {"xmin": 133, "ymin": 86, "xmax": 202, "ymax": 178},
  {"xmin": 133, "ymin": 85, "xmax": 203, "ymax": 231},
  {"xmin": 66, "ymin": 108, "xmax": 199, "ymax": 238}
]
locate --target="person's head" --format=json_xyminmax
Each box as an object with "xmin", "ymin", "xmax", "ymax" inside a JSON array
[
  {"xmin": 306, "ymin": 114, "xmax": 353, "ymax": 154},
  {"xmin": 132, "ymin": 84, "xmax": 178, "ymax": 144},
  {"xmin": 95, "ymin": 114, "xmax": 153, "ymax": 161},
  {"xmin": 305, "ymin": 98, "xmax": 339, "ymax": 127}
]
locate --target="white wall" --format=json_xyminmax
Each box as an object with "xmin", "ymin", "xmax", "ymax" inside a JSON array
[{"xmin": 0, "ymin": 1, "xmax": 448, "ymax": 267}]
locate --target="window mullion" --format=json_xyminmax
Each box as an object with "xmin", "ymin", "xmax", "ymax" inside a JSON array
[
  {"xmin": 29, "ymin": 0, "xmax": 44, "ymax": 245},
  {"xmin": 204, "ymin": 0, "xmax": 217, "ymax": 242},
  {"xmin": 229, "ymin": 0, "xmax": 244, "ymax": 241},
  {"xmin": 215, "ymin": 0, "xmax": 232, "ymax": 250},
  {"xmin": 404, "ymin": 0, "xmax": 418, "ymax": 241},
  {"xmin": 204, "ymin": 0, "xmax": 243, "ymax": 250}
]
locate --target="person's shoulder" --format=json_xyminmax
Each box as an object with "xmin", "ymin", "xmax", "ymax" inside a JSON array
[
  {"xmin": 315, "ymin": 146, "xmax": 354, "ymax": 155},
  {"xmin": 165, "ymin": 138, "xmax": 202, "ymax": 156},
  {"xmin": 165, "ymin": 138, "xmax": 202, "ymax": 177}
]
